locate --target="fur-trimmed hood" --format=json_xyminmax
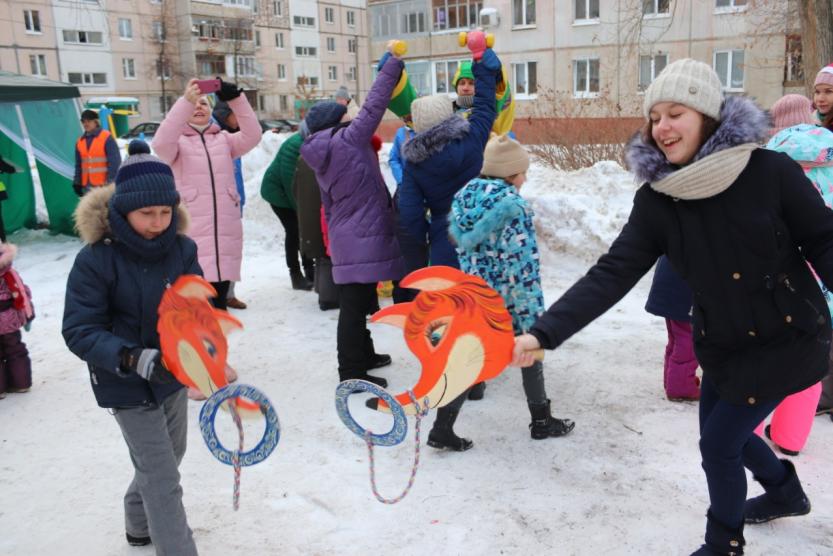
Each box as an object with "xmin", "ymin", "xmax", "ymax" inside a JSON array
[
  {"xmin": 402, "ymin": 115, "xmax": 470, "ymax": 164},
  {"xmin": 73, "ymin": 185, "xmax": 190, "ymax": 245},
  {"xmin": 625, "ymin": 95, "xmax": 770, "ymax": 184},
  {"xmin": 449, "ymin": 177, "xmax": 528, "ymax": 250}
]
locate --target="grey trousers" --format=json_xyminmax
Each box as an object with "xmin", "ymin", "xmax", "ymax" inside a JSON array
[{"xmin": 113, "ymin": 388, "xmax": 198, "ymax": 556}]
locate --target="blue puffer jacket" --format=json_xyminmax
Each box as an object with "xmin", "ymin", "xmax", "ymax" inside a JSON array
[
  {"xmin": 399, "ymin": 59, "xmax": 498, "ymax": 268},
  {"xmin": 62, "ymin": 186, "xmax": 201, "ymax": 408},
  {"xmin": 389, "ymin": 125, "xmax": 415, "ymax": 186},
  {"xmin": 449, "ymin": 177, "xmax": 545, "ymax": 334},
  {"xmin": 645, "ymin": 255, "xmax": 693, "ymax": 322}
]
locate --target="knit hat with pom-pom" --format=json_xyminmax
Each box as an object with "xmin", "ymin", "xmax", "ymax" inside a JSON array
[{"xmin": 110, "ymin": 140, "xmax": 179, "ymax": 215}]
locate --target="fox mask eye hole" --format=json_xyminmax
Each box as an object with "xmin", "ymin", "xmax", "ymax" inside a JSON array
[
  {"xmin": 426, "ymin": 321, "xmax": 448, "ymax": 347},
  {"xmin": 202, "ymin": 338, "xmax": 217, "ymax": 358}
]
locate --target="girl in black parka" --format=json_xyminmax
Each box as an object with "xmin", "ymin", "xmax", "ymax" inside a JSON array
[{"xmin": 512, "ymin": 59, "xmax": 833, "ymax": 555}]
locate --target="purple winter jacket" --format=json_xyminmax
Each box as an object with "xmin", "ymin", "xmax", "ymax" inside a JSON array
[{"xmin": 300, "ymin": 56, "xmax": 405, "ymax": 284}]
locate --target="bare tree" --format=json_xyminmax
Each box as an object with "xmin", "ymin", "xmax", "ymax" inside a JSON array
[
  {"xmin": 799, "ymin": 0, "xmax": 833, "ymax": 92},
  {"xmin": 294, "ymin": 75, "xmax": 318, "ymax": 118},
  {"xmin": 149, "ymin": 0, "xmax": 188, "ymax": 116}
]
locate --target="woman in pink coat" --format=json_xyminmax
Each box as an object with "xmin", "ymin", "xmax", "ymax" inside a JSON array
[{"xmin": 152, "ymin": 78, "xmax": 260, "ymax": 309}]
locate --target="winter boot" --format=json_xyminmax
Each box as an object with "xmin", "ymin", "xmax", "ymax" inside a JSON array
[
  {"xmin": 744, "ymin": 459, "xmax": 811, "ymax": 524},
  {"xmin": 690, "ymin": 511, "xmax": 745, "ymax": 555},
  {"xmin": 467, "ymin": 381, "xmax": 486, "ymax": 400},
  {"xmin": 290, "ymin": 270, "xmax": 313, "ymax": 291},
  {"xmin": 303, "ymin": 262, "xmax": 315, "ymax": 285},
  {"xmin": 427, "ymin": 407, "xmax": 473, "ymax": 451},
  {"xmin": 126, "ymin": 532, "xmax": 151, "ymax": 547},
  {"xmin": 365, "ymin": 353, "xmax": 392, "ymax": 371},
  {"xmin": 529, "ymin": 399, "xmax": 576, "ymax": 439}
]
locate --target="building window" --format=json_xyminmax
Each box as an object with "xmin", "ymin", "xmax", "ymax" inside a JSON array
[
  {"xmin": 347, "ymin": 10, "xmax": 356, "ymax": 27},
  {"xmin": 29, "ymin": 54, "xmax": 46, "ymax": 77},
  {"xmin": 24, "ymin": 10, "xmax": 41, "ymax": 33},
  {"xmin": 280, "ymin": 94, "xmax": 288, "ymax": 112},
  {"xmin": 513, "ymin": 0, "xmax": 536, "ymax": 26},
  {"xmin": 573, "ymin": 58, "xmax": 600, "ymax": 97},
  {"xmin": 433, "ymin": 1, "xmax": 483, "ymax": 31},
  {"xmin": 511, "ymin": 61, "xmax": 537, "ymax": 96},
  {"xmin": 278, "ymin": 64, "xmax": 286, "ymax": 80},
  {"xmin": 152, "ymin": 21, "xmax": 166, "ymax": 42},
  {"xmin": 714, "ymin": 49, "xmax": 745, "ymax": 91},
  {"xmin": 348, "ymin": 38, "xmax": 357, "ymax": 53},
  {"xmin": 255, "ymin": 30, "xmax": 261, "ymax": 47},
  {"xmin": 575, "ymin": 0, "xmax": 599, "ymax": 21},
  {"xmin": 234, "ymin": 56, "xmax": 257, "ymax": 77},
  {"xmin": 716, "ymin": 0, "xmax": 747, "ymax": 9},
  {"xmin": 197, "ymin": 55, "xmax": 226, "ymax": 75},
  {"xmin": 122, "ymin": 58, "xmax": 136, "ymax": 79},
  {"xmin": 118, "ymin": 18, "xmax": 133, "ymax": 39},
  {"xmin": 325, "ymin": 7, "xmax": 334, "ymax": 24},
  {"xmin": 62, "ymin": 30, "xmax": 104, "ymax": 45},
  {"xmin": 156, "ymin": 60, "xmax": 172, "ymax": 80},
  {"xmin": 785, "ymin": 35, "xmax": 804, "ymax": 83},
  {"xmin": 643, "ymin": 0, "xmax": 670, "ymax": 16},
  {"xmin": 327, "ymin": 37, "xmax": 336, "ymax": 52},
  {"xmin": 328, "ymin": 66, "xmax": 338, "ymax": 81},
  {"xmin": 434, "ymin": 59, "xmax": 461, "ymax": 94},
  {"xmin": 298, "ymin": 75, "xmax": 320, "ymax": 87},
  {"xmin": 295, "ymin": 46, "xmax": 317, "ymax": 57},
  {"xmin": 403, "ymin": 12, "xmax": 427, "ymax": 33},
  {"xmin": 347, "ymin": 66, "xmax": 356, "ymax": 81},
  {"xmin": 68, "ymin": 72, "xmax": 107, "ymax": 85},
  {"xmin": 293, "ymin": 15, "xmax": 315, "ymax": 27},
  {"xmin": 275, "ymin": 32, "xmax": 284, "ymax": 48},
  {"xmin": 638, "ymin": 53, "xmax": 668, "ymax": 91},
  {"xmin": 159, "ymin": 96, "xmax": 174, "ymax": 114},
  {"xmin": 273, "ymin": 1, "xmax": 282, "ymax": 16},
  {"xmin": 258, "ymin": 95, "xmax": 265, "ymax": 111}
]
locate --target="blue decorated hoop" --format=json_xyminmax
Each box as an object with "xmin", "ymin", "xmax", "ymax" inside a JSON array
[
  {"xmin": 335, "ymin": 379, "xmax": 408, "ymax": 446},
  {"xmin": 199, "ymin": 384, "xmax": 280, "ymax": 466}
]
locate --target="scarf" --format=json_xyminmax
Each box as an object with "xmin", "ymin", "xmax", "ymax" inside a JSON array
[
  {"xmin": 650, "ymin": 143, "xmax": 759, "ymax": 200},
  {"xmin": 2, "ymin": 268, "xmax": 32, "ymax": 319},
  {"xmin": 107, "ymin": 207, "xmax": 179, "ymax": 262}
]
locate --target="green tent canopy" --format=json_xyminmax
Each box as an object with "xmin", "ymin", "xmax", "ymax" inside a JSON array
[{"xmin": 0, "ymin": 71, "xmax": 82, "ymax": 235}]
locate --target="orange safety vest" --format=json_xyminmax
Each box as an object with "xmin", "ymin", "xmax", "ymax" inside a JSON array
[{"xmin": 77, "ymin": 130, "xmax": 111, "ymax": 187}]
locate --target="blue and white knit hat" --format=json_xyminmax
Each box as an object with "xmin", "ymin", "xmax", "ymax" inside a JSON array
[{"xmin": 111, "ymin": 140, "xmax": 179, "ymax": 215}]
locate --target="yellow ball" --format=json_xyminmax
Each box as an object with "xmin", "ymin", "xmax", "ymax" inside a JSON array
[
  {"xmin": 486, "ymin": 34, "xmax": 495, "ymax": 48},
  {"xmin": 458, "ymin": 32, "xmax": 468, "ymax": 47}
]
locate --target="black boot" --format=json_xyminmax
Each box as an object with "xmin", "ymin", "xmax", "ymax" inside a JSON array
[
  {"xmin": 290, "ymin": 269, "xmax": 313, "ymax": 291},
  {"xmin": 467, "ymin": 381, "xmax": 486, "ymax": 400},
  {"xmin": 303, "ymin": 263, "xmax": 315, "ymax": 284},
  {"xmin": 365, "ymin": 353, "xmax": 392, "ymax": 371},
  {"xmin": 744, "ymin": 459, "xmax": 811, "ymax": 524},
  {"xmin": 529, "ymin": 400, "xmax": 575, "ymax": 439},
  {"xmin": 126, "ymin": 532, "xmax": 151, "ymax": 547},
  {"xmin": 340, "ymin": 370, "xmax": 388, "ymax": 389},
  {"xmin": 427, "ymin": 407, "xmax": 473, "ymax": 451},
  {"xmin": 690, "ymin": 511, "xmax": 744, "ymax": 555}
]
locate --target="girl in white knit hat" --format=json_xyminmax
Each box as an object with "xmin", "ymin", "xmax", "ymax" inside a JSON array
[{"xmin": 512, "ymin": 58, "xmax": 833, "ymax": 554}]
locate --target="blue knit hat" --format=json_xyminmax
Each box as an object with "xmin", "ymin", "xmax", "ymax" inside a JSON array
[
  {"xmin": 305, "ymin": 101, "xmax": 347, "ymax": 134},
  {"xmin": 111, "ymin": 140, "xmax": 180, "ymax": 215}
]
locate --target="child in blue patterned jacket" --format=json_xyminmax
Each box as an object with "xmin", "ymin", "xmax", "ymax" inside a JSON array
[{"xmin": 442, "ymin": 133, "xmax": 575, "ymax": 448}]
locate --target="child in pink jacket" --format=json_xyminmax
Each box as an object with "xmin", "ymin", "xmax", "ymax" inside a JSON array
[{"xmin": 0, "ymin": 243, "xmax": 33, "ymax": 398}]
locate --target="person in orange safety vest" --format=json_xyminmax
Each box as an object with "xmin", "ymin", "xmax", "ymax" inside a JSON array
[{"xmin": 73, "ymin": 109, "xmax": 122, "ymax": 196}]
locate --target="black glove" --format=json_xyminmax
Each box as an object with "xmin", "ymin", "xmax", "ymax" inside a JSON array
[
  {"xmin": 73, "ymin": 183, "xmax": 85, "ymax": 197},
  {"xmin": 120, "ymin": 348, "xmax": 174, "ymax": 384},
  {"xmin": 216, "ymin": 78, "xmax": 242, "ymax": 101}
]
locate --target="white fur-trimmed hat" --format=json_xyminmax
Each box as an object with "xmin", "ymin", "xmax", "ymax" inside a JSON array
[
  {"xmin": 643, "ymin": 58, "xmax": 724, "ymax": 120},
  {"xmin": 411, "ymin": 95, "xmax": 454, "ymax": 133}
]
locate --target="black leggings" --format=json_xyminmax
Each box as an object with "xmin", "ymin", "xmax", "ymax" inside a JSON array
[
  {"xmin": 210, "ymin": 280, "xmax": 230, "ymax": 310},
  {"xmin": 270, "ymin": 204, "xmax": 312, "ymax": 274}
]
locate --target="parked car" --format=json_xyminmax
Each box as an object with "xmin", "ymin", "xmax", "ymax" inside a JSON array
[
  {"xmin": 121, "ymin": 122, "xmax": 161, "ymax": 140},
  {"xmin": 259, "ymin": 118, "xmax": 300, "ymax": 133}
]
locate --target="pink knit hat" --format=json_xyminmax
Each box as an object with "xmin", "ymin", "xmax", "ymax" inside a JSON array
[
  {"xmin": 814, "ymin": 63, "xmax": 833, "ymax": 88},
  {"xmin": 770, "ymin": 94, "xmax": 814, "ymax": 132}
]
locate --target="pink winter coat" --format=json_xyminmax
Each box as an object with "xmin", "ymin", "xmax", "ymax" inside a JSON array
[
  {"xmin": 0, "ymin": 245, "xmax": 33, "ymax": 335},
  {"xmin": 152, "ymin": 95, "xmax": 261, "ymax": 282}
]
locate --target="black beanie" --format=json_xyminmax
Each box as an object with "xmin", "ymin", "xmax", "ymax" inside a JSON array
[
  {"xmin": 80, "ymin": 109, "xmax": 99, "ymax": 121},
  {"xmin": 111, "ymin": 150, "xmax": 179, "ymax": 215}
]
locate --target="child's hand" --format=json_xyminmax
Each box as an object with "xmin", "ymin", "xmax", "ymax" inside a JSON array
[
  {"xmin": 511, "ymin": 334, "xmax": 541, "ymax": 367},
  {"xmin": 123, "ymin": 348, "xmax": 175, "ymax": 384},
  {"xmin": 478, "ymin": 48, "xmax": 501, "ymax": 73}
]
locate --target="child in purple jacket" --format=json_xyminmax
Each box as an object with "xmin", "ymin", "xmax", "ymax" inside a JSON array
[{"xmin": 0, "ymin": 243, "xmax": 33, "ymax": 398}]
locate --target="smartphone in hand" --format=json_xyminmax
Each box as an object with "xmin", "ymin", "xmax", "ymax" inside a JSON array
[{"xmin": 195, "ymin": 79, "xmax": 221, "ymax": 94}]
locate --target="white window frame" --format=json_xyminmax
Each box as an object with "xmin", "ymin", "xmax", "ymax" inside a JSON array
[
  {"xmin": 118, "ymin": 18, "xmax": 133, "ymax": 40},
  {"xmin": 273, "ymin": 1, "xmax": 283, "ymax": 16},
  {"xmin": 325, "ymin": 7, "xmax": 334, "ymax": 24},
  {"xmin": 29, "ymin": 54, "xmax": 46, "ymax": 77},
  {"xmin": 152, "ymin": 21, "xmax": 166, "ymax": 42},
  {"xmin": 156, "ymin": 59, "xmax": 172, "ymax": 80},
  {"xmin": 234, "ymin": 56, "xmax": 257, "ymax": 77},
  {"xmin": 638, "ymin": 53, "xmax": 668, "ymax": 92},
  {"xmin": 280, "ymin": 94, "xmax": 288, "ymax": 112},
  {"xmin": 68, "ymin": 72, "xmax": 107, "ymax": 86},
  {"xmin": 433, "ymin": 1, "xmax": 483, "ymax": 32},
  {"xmin": 403, "ymin": 11, "xmax": 427, "ymax": 34},
  {"xmin": 347, "ymin": 10, "xmax": 355, "ymax": 27},
  {"xmin": 328, "ymin": 65, "xmax": 338, "ymax": 81},
  {"xmin": 24, "ymin": 10, "xmax": 41, "ymax": 34},
  {"xmin": 293, "ymin": 15, "xmax": 315, "ymax": 28},
  {"xmin": 715, "ymin": 0, "xmax": 747, "ymax": 13},
  {"xmin": 433, "ymin": 59, "xmax": 464, "ymax": 95},
  {"xmin": 275, "ymin": 32, "xmax": 284, "ymax": 49},
  {"xmin": 511, "ymin": 61, "xmax": 537, "ymax": 99},
  {"xmin": 643, "ymin": 0, "xmax": 670, "ymax": 18},
  {"xmin": 122, "ymin": 58, "xmax": 136, "ymax": 79},
  {"xmin": 512, "ymin": 0, "xmax": 536, "ymax": 28},
  {"xmin": 574, "ymin": 0, "xmax": 599, "ymax": 24},
  {"xmin": 713, "ymin": 49, "xmax": 745, "ymax": 92},
  {"xmin": 277, "ymin": 64, "xmax": 286, "ymax": 80},
  {"xmin": 62, "ymin": 29, "xmax": 104, "ymax": 45},
  {"xmin": 573, "ymin": 57, "xmax": 600, "ymax": 98},
  {"xmin": 327, "ymin": 37, "xmax": 336, "ymax": 53},
  {"xmin": 347, "ymin": 66, "xmax": 356, "ymax": 81},
  {"xmin": 295, "ymin": 46, "xmax": 317, "ymax": 57},
  {"xmin": 255, "ymin": 30, "xmax": 261, "ymax": 47},
  {"xmin": 348, "ymin": 38, "xmax": 357, "ymax": 54}
]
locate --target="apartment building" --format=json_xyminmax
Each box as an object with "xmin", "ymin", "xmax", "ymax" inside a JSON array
[
  {"xmin": 0, "ymin": 0, "xmax": 371, "ymax": 123},
  {"xmin": 368, "ymin": 0, "xmax": 801, "ymax": 122}
]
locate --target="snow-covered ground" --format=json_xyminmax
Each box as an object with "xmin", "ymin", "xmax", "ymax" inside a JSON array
[{"xmin": 2, "ymin": 135, "xmax": 833, "ymax": 555}]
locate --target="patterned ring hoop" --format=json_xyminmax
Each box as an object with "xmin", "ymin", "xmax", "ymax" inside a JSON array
[
  {"xmin": 335, "ymin": 379, "xmax": 407, "ymax": 446},
  {"xmin": 199, "ymin": 384, "xmax": 280, "ymax": 466}
]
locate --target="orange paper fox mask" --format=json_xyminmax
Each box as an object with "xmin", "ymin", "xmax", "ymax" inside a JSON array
[{"xmin": 371, "ymin": 266, "xmax": 515, "ymax": 413}]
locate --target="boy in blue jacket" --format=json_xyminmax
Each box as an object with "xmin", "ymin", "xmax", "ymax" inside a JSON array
[
  {"xmin": 62, "ymin": 141, "xmax": 200, "ymax": 554},
  {"xmin": 441, "ymin": 134, "xmax": 575, "ymax": 450}
]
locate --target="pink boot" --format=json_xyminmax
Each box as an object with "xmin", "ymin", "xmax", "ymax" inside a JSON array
[{"xmin": 664, "ymin": 319, "xmax": 700, "ymax": 400}]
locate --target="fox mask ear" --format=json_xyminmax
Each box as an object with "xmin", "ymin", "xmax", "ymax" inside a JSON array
[
  {"xmin": 400, "ymin": 265, "xmax": 472, "ymax": 291},
  {"xmin": 371, "ymin": 302, "xmax": 413, "ymax": 328},
  {"xmin": 171, "ymin": 275, "xmax": 217, "ymax": 300},
  {"xmin": 215, "ymin": 311, "xmax": 243, "ymax": 335}
]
